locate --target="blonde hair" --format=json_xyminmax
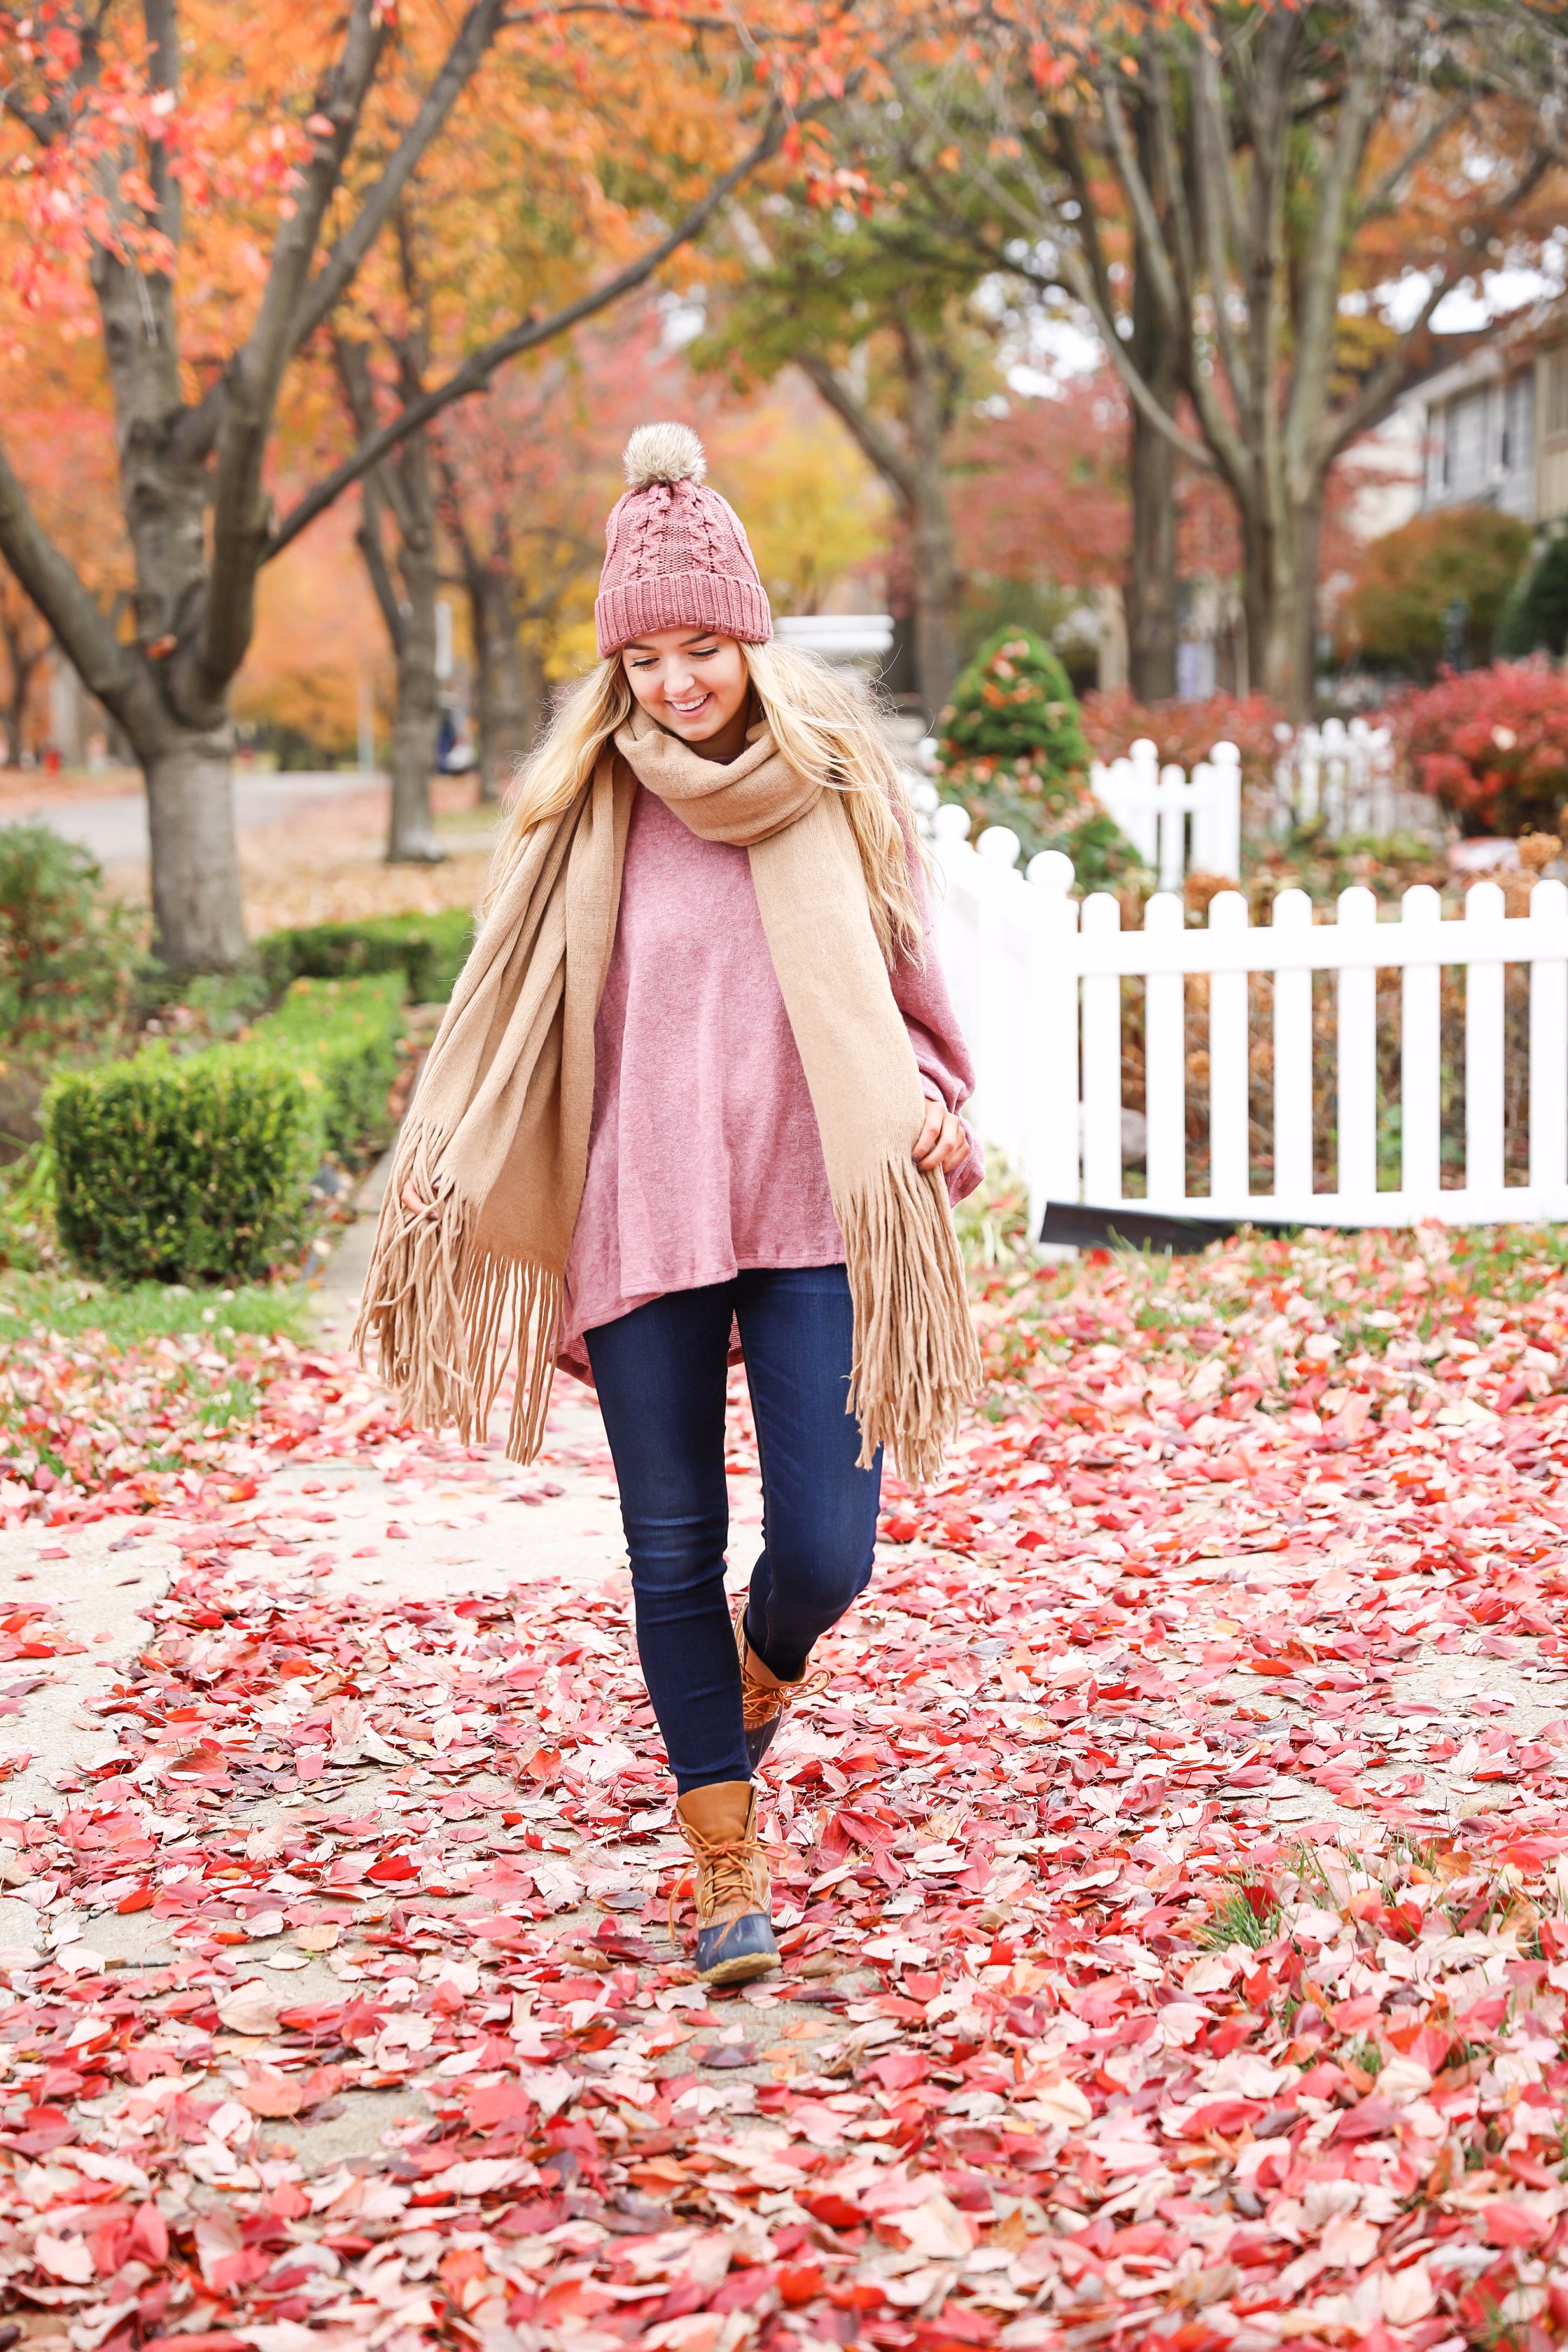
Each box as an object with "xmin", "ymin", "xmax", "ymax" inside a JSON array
[{"xmin": 489, "ymin": 640, "xmax": 925, "ymax": 965}]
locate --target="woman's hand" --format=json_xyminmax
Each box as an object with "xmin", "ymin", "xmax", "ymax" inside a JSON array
[
  {"xmin": 913, "ymin": 1100, "xmax": 970, "ymax": 1176},
  {"xmin": 401, "ymin": 1180, "xmax": 440, "ymax": 1221}
]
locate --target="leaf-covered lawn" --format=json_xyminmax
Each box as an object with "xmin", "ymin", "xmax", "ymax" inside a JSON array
[{"xmin": 3, "ymin": 1224, "xmax": 1568, "ymax": 2351}]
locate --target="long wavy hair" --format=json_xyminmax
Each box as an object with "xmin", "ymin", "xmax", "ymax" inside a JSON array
[{"xmin": 487, "ymin": 640, "xmax": 925, "ymax": 965}]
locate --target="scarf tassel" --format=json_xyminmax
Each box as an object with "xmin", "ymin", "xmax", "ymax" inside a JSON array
[
  {"xmin": 840, "ymin": 1154, "xmax": 983, "ymax": 1488},
  {"xmin": 354, "ymin": 1135, "xmax": 561, "ymax": 1463}
]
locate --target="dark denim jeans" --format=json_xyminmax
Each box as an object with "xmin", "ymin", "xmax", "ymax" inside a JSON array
[{"xmin": 585, "ymin": 1265, "xmax": 881, "ymax": 1791}]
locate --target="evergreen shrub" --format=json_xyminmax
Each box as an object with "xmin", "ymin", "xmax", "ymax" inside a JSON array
[
  {"xmin": 46, "ymin": 974, "xmax": 408, "ymax": 1283},
  {"xmin": 258, "ymin": 908, "xmax": 474, "ymax": 1003},
  {"xmin": 933, "ymin": 629, "xmax": 1143, "ymax": 888},
  {"xmin": 243, "ymin": 972, "xmax": 406, "ymax": 1159},
  {"xmin": 48, "ymin": 1054, "xmax": 316, "ymax": 1284}
]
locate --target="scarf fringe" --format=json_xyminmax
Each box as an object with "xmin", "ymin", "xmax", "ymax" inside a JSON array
[
  {"xmin": 840, "ymin": 1154, "xmax": 982, "ymax": 1487},
  {"xmin": 353, "ymin": 1130, "xmax": 561, "ymax": 1464}
]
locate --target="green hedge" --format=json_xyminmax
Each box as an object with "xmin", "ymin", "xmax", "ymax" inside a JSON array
[
  {"xmin": 46, "ymin": 974, "xmax": 408, "ymax": 1284},
  {"xmin": 258, "ymin": 909, "xmax": 474, "ymax": 1004},
  {"xmin": 244, "ymin": 972, "xmax": 406, "ymax": 1159},
  {"xmin": 49, "ymin": 1054, "xmax": 316, "ymax": 1284}
]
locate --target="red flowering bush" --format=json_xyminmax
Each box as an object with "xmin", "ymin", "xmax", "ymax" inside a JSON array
[
  {"xmin": 1079, "ymin": 687, "xmax": 1287, "ymax": 788},
  {"xmin": 1394, "ymin": 659, "xmax": 1568, "ymax": 833}
]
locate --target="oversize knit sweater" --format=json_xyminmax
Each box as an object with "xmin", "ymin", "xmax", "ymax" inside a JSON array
[{"xmin": 557, "ymin": 785, "xmax": 982, "ymax": 1376}]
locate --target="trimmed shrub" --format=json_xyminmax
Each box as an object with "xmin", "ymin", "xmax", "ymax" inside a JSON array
[
  {"xmin": 48, "ymin": 1054, "xmax": 316, "ymax": 1284},
  {"xmin": 46, "ymin": 974, "xmax": 409, "ymax": 1284},
  {"xmin": 934, "ymin": 627, "xmax": 1143, "ymax": 888},
  {"xmin": 243, "ymin": 972, "xmax": 407, "ymax": 1159},
  {"xmin": 1394, "ymin": 659, "xmax": 1568, "ymax": 834},
  {"xmin": 1340, "ymin": 507, "xmax": 1530, "ymax": 678},
  {"xmin": 258, "ymin": 908, "xmax": 474, "ymax": 1003}
]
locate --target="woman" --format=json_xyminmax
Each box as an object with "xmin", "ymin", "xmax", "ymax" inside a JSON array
[{"xmin": 359, "ymin": 424, "xmax": 982, "ymax": 1984}]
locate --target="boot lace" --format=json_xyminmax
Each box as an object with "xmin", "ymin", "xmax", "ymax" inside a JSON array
[
  {"xmin": 737, "ymin": 1617, "xmax": 830, "ymax": 1732},
  {"xmin": 668, "ymin": 1819, "xmax": 765, "ymax": 1942}
]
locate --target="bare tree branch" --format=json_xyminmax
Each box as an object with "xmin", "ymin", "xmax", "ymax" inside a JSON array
[
  {"xmin": 1323, "ymin": 142, "xmax": 1553, "ymax": 462},
  {"xmin": 264, "ymin": 105, "xmax": 792, "ymax": 562},
  {"xmin": 291, "ymin": 0, "xmax": 510, "ymax": 354},
  {"xmin": 1285, "ymin": 13, "xmax": 1389, "ymax": 476},
  {"xmin": 799, "ymin": 353, "xmax": 919, "ymax": 503},
  {"xmin": 0, "ymin": 434, "xmax": 143, "ymax": 729},
  {"xmin": 197, "ymin": 0, "xmax": 389, "ymax": 692}
]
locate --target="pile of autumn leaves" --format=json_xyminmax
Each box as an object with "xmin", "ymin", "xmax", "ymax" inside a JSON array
[{"xmin": 1, "ymin": 1222, "xmax": 1568, "ymax": 2347}]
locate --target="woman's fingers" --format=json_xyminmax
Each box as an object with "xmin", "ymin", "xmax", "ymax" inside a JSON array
[
  {"xmin": 401, "ymin": 1180, "xmax": 439, "ymax": 1219},
  {"xmin": 913, "ymin": 1100, "xmax": 945, "ymax": 1170},
  {"xmin": 913, "ymin": 1104, "xmax": 969, "ymax": 1173}
]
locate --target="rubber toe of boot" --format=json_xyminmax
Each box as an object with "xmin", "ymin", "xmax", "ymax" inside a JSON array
[
  {"xmin": 744, "ymin": 1713, "xmax": 783, "ymax": 1774},
  {"xmin": 694, "ymin": 1909, "xmax": 778, "ymax": 1985}
]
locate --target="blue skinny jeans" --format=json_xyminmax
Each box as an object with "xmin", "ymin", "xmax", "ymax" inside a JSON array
[{"xmin": 584, "ymin": 1265, "xmax": 881, "ymax": 1791}]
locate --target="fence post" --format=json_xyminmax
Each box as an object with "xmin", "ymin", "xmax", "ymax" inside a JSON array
[
  {"xmin": 1028, "ymin": 850, "xmax": 1079, "ymax": 1233},
  {"xmin": 1465, "ymin": 880, "xmax": 1506, "ymax": 1200},
  {"xmin": 1530, "ymin": 876, "xmax": 1568, "ymax": 1203},
  {"xmin": 1336, "ymin": 886, "xmax": 1378, "ymax": 1205},
  {"xmin": 1400, "ymin": 885, "xmax": 1442, "ymax": 1210},
  {"xmin": 929, "ymin": 803, "xmax": 979, "ymax": 1054},
  {"xmin": 1144, "ymin": 893, "xmax": 1186, "ymax": 1208},
  {"xmin": 1320, "ymin": 718, "xmax": 1352, "ymax": 837},
  {"xmin": 1080, "ymin": 891, "xmax": 1124, "ymax": 1202},
  {"xmin": 1208, "ymin": 890, "xmax": 1251, "ymax": 1205},
  {"xmin": 973, "ymin": 824, "xmax": 1023, "ymax": 1161},
  {"xmin": 1272, "ymin": 888, "xmax": 1315, "ymax": 1203},
  {"xmin": 1157, "ymin": 764, "xmax": 1186, "ymax": 892},
  {"xmin": 1209, "ymin": 742, "xmax": 1242, "ymax": 879}
]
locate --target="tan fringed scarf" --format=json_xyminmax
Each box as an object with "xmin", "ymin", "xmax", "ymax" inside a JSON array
[{"xmin": 354, "ymin": 709, "xmax": 981, "ymax": 1482}]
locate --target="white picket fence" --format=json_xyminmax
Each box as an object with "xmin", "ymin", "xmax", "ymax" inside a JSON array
[
  {"xmin": 913, "ymin": 718, "xmax": 1436, "ymax": 898},
  {"xmin": 930, "ymin": 804, "xmax": 1568, "ymax": 1237},
  {"xmin": 1092, "ymin": 738, "xmax": 1242, "ymax": 886},
  {"xmin": 1273, "ymin": 717, "xmax": 1436, "ymax": 841}
]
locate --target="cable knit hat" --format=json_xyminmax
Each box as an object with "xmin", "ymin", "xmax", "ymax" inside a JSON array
[{"xmin": 595, "ymin": 423, "xmax": 773, "ymax": 659}]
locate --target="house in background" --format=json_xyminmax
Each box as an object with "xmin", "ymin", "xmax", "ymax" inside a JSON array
[{"xmin": 1413, "ymin": 298, "xmax": 1568, "ymax": 528}]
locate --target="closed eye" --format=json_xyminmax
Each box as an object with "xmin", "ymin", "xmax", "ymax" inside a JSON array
[{"xmin": 628, "ymin": 643, "xmax": 719, "ymax": 669}]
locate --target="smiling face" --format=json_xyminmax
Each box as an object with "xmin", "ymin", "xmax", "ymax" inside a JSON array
[{"xmin": 621, "ymin": 626, "xmax": 751, "ymax": 757}]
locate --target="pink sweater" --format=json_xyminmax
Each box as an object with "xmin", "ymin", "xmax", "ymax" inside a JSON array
[{"xmin": 558, "ymin": 787, "xmax": 982, "ymax": 1376}]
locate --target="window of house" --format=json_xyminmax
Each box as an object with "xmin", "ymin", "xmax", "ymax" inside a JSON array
[
  {"xmin": 1448, "ymin": 388, "xmax": 1488, "ymax": 492},
  {"xmin": 1546, "ymin": 349, "xmax": 1568, "ymax": 443}
]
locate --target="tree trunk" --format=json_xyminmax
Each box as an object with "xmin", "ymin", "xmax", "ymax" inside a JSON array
[
  {"xmin": 0, "ymin": 610, "xmax": 41, "ymax": 766},
  {"xmin": 1248, "ymin": 493, "xmax": 1319, "ymax": 722},
  {"xmin": 909, "ymin": 486, "xmax": 961, "ymax": 722},
  {"xmin": 143, "ymin": 727, "xmax": 249, "ymax": 972},
  {"xmin": 902, "ymin": 329, "xmax": 962, "ymax": 723},
  {"xmin": 1124, "ymin": 110, "xmax": 1180, "ymax": 705},
  {"xmin": 386, "ymin": 417, "xmax": 444, "ymax": 863},
  {"xmin": 471, "ymin": 564, "xmax": 529, "ymax": 804},
  {"xmin": 2, "ymin": 685, "xmax": 24, "ymax": 767},
  {"xmin": 1126, "ymin": 402, "xmax": 1179, "ymax": 704},
  {"xmin": 387, "ymin": 578, "xmax": 443, "ymax": 862}
]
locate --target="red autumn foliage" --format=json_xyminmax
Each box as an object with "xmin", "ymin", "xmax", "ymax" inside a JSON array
[
  {"xmin": 1394, "ymin": 659, "xmax": 1568, "ymax": 833},
  {"xmin": 1080, "ymin": 687, "xmax": 1288, "ymax": 786}
]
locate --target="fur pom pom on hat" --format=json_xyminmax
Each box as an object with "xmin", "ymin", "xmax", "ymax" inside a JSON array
[
  {"xmin": 596, "ymin": 422, "xmax": 771, "ymax": 658},
  {"xmin": 622, "ymin": 421, "xmax": 707, "ymax": 491}
]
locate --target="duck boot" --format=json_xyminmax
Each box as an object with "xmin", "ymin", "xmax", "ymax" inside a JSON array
[
  {"xmin": 676, "ymin": 1780, "xmax": 778, "ymax": 1985},
  {"xmin": 736, "ymin": 1608, "xmax": 820, "ymax": 1772}
]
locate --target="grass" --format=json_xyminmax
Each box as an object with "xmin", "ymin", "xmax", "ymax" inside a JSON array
[
  {"xmin": 1199, "ymin": 1882, "xmax": 1282, "ymax": 1949},
  {"xmin": 0, "ymin": 1270, "xmax": 308, "ymax": 1350}
]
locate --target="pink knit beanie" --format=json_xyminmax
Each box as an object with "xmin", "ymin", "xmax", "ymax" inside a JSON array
[{"xmin": 595, "ymin": 423, "xmax": 773, "ymax": 659}]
